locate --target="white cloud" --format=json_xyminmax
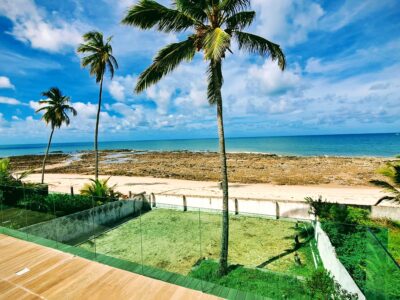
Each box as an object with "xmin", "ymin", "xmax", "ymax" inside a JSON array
[
  {"xmin": 0, "ymin": 76, "xmax": 15, "ymax": 89},
  {"xmin": 0, "ymin": 0, "xmax": 84, "ymax": 52},
  {"xmin": 0, "ymin": 97, "xmax": 21, "ymax": 105},
  {"xmin": 252, "ymin": 0, "xmax": 324, "ymax": 46},
  {"xmin": 108, "ymin": 74, "xmax": 137, "ymax": 102},
  {"xmin": 248, "ymin": 60, "xmax": 302, "ymax": 95}
]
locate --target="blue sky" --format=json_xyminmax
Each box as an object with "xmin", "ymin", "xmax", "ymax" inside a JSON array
[{"xmin": 0, "ymin": 0, "xmax": 399, "ymax": 145}]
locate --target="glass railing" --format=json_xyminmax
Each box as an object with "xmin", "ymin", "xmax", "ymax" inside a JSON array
[
  {"xmin": 1, "ymin": 183, "xmax": 399, "ymax": 299},
  {"xmin": 320, "ymin": 220, "xmax": 400, "ymax": 299}
]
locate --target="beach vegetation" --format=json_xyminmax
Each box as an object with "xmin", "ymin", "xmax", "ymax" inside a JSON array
[
  {"xmin": 77, "ymin": 31, "xmax": 118, "ymax": 180},
  {"xmin": 306, "ymin": 197, "xmax": 400, "ymax": 298},
  {"xmin": 122, "ymin": 0, "xmax": 285, "ymax": 275},
  {"xmin": 80, "ymin": 177, "xmax": 122, "ymax": 201},
  {"xmin": 371, "ymin": 162, "xmax": 400, "ymax": 205},
  {"xmin": 0, "ymin": 158, "xmax": 46, "ymax": 205},
  {"xmin": 35, "ymin": 87, "xmax": 77, "ymax": 184}
]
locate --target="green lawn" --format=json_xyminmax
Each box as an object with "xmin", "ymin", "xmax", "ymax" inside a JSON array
[
  {"xmin": 80, "ymin": 208, "xmax": 318, "ymax": 276},
  {"xmin": 190, "ymin": 260, "xmax": 309, "ymax": 299},
  {"xmin": 376, "ymin": 220, "xmax": 400, "ymax": 264},
  {"xmin": 0, "ymin": 205, "xmax": 54, "ymax": 229}
]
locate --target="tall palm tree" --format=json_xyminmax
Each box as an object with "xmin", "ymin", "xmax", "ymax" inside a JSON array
[
  {"xmin": 122, "ymin": 0, "xmax": 285, "ymax": 275},
  {"xmin": 77, "ymin": 31, "xmax": 118, "ymax": 180},
  {"xmin": 36, "ymin": 87, "xmax": 77, "ymax": 184},
  {"xmin": 371, "ymin": 162, "xmax": 400, "ymax": 205}
]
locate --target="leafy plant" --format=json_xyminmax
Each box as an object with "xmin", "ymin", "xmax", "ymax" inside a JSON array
[
  {"xmin": 371, "ymin": 162, "xmax": 400, "ymax": 205},
  {"xmin": 306, "ymin": 268, "xmax": 359, "ymax": 299},
  {"xmin": 0, "ymin": 158, "xmax": 31, "ymax": 184},
  {"xmin": 80, "ymin": 177, "xmax": 122, "ymax": 201}
]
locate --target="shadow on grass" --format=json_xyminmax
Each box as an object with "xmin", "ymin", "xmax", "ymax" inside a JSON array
[{"xmin": 256, "ymin": 237, "xmax": 313, "ymax": 268}]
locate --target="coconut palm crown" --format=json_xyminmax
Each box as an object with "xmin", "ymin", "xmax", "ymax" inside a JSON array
[
  {"xmin": 36, "ymin": 87, "xmax": 77, "ymax": 183},
  {"xmin": 77, "ymin": 31, "xmax": 118, "ymax": 180},
  {"xmin": 122, "ymin": 0, "xmax": 285, "ymax": 275}
]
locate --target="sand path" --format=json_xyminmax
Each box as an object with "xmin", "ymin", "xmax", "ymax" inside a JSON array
[{"xmin": 24, "ymin": 173, "xmax": 394, "ymax": 207}]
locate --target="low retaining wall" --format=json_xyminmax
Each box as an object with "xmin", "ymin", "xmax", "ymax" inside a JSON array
[
  {"xmin": 22, "ymin": 195, "xmax": 150, "ymax": 244},
  {"xmin": 314, "ymin": 222, "xmax": 365, "ymax": 299},
  {"xmin": 150, "ymin": 193, "xmax": 400, "ymax": 221},
  {"xmin": 371, "ymin": 205, "xmax": 400, "ymax": 220},
  {"xmin": 150, "ymin": 193, "xmax": 312, "ymax": 220}
]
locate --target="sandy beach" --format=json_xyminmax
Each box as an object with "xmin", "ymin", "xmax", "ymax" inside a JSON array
[
  {"xmin": 9, "ymin": 150, "xmax": 397, "ymax": 207},
  {"xmin": 25, "ymin": 173, "xmax": 389, "ymax": 207}
]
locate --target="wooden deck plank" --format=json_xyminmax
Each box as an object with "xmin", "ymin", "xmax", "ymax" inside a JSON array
[{"xmin": 0, "ymin": 235, "xmax": 220, "ymax": 300}]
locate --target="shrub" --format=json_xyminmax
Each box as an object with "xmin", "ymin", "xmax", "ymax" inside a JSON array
[
  {"xmin": 80, "ymin": 178, "xmax": 122, "ymax": 201},
  {"xmin": 0, "ymin": 158, "xmax": 47, "ymax": 206},
  {"xmin": 306, "ymin": 268, "xmax": 359, "ymax": 299},
  {"xmin": 44, "ymin": 193, "xmax": 96, "ymax": 216}
]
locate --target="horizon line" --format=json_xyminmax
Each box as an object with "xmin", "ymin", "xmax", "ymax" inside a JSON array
[{"xmin": 0, "ymin": 131, "xmax": 398, "ymax": 147}]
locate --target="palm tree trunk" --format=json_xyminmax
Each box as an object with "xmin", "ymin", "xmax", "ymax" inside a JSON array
[
  {"xmin": 41, "ymin": 128, "xmax": 54, "ymax": 184},
  {"xmin": 213, "ymin": 61, "xmax": 229, "ymax": 276},
  {"xmin": 94, "ymin": 75, "xmax": 104, "ymax": 180}
]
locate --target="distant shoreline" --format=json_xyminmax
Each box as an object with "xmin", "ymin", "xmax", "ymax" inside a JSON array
[
  {"xmin": 3, "ymin": 149, "xmax": 398, "ymax": 160},
  {"xmin": 8, "ymin": 150, "xmax": 393, "ymax": 187},
  {"xmin": 1, "ymin": 133, "xmax": 399, "ymax": 158}
]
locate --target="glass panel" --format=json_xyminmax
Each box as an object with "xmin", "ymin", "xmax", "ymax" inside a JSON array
[
  {"xmin": 140, "ymin": 203, "xmax": 201, "ymax": 276},
  {"xmin": 364, "ymin": 229, "xmax": 400, "ymax": 299},
  {"xmin": 0, "ymin": 184, "xmax": 29, "ymax": 231},
  {"xmin": 22, "ymin": 184, "xmax": 57, "ymax": 244},
  {"xmin": 77, "ymin": 194, "xmax": 145, "ymax": 272}
]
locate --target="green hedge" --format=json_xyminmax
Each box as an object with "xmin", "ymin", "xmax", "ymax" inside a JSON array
[
  {"xmin": 20, "ymin": 193, "xmax": 117, "ymax": 217},
  {"xmin": 0, "ymin": 184, "xmax": 48, "ymax": 206}
]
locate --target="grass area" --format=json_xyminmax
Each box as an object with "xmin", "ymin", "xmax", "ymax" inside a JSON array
[
  {"xmin": 80, "ymin": 208, "xmax": 317, "ymax": 276},
  {"xmin": 372, "ymin": 219, "xmax": 400, "ymax": 263},
  {"xmin": 190, "ymin": 260, "xmax": 309, "ymax": 299},
  {"xmin": 0, "ymin": 205, "xmax": 54, "ymax": 229}
]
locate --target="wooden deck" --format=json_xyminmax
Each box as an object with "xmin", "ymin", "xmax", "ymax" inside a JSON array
[{"xmin": 0, "ymin": 234, "xmax": 220, "ymax": 299}]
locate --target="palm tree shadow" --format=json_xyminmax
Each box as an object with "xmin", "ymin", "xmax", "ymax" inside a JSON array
[{"xmin": 256, "ymin": 237, "xmax": 312, "ymax": 268}]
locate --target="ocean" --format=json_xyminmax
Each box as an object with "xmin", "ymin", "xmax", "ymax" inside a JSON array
[{"xmin": 1, "ymin": 133, "xmax": 399, "ymax": 158}]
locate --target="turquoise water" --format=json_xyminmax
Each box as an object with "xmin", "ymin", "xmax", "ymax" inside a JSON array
[{"xmin": 1, "ymin": 133, "xmax": 399, "ymax": 157}]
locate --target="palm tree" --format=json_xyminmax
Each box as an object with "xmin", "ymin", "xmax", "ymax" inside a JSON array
[
  {"xmin": 36, "ymin": 87, "xmax": 77, "ymax": 184},
  {"xmin": 122, "ymin": 0, "xmax": 285, "ymax": 275},
  {"xmin": 77, "ymin": 31, "xmax": 118, "ymax": 180},
  {"xmin": 371, "ymin": 162, "xmax": 400, "ymax": 205}
]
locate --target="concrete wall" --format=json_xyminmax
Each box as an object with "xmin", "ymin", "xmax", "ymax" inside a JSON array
[
  {"xmin": 22, "ymin": 196, "xmax": 149, "ymax": 244},
  {"xmin": 151, "ymin": 193, "xmax": 312, "ymax": 220},
  {"xmin": 314, "ymin": 222, "xmax": 365, "ymax": 299},
  {"xmin": 371, "ymin": 205, "xmax": 400, "ymax": 221},
  {"xmin": 150, "ymin": 193, "xmax": 400, "ymax": 221}
]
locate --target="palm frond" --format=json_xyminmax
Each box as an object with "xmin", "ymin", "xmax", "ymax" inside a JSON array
[
  {"xmin": 173, "ymin": 0, "xmax": 208, "ymax": 22},
  {"xmin": 370, "ymin": 180, "xmax": 400, "ymax": 196},
  {"xmin": 234, "ymin": 31, "xmax": 286, "ymax": 70},
  {"xmin": 36, "ymin": 88, "xmax": 76, "ymax": 129},
  {"xmin": 77, "ymin": 31, "xmax": 118, "ymax": 83},
  {"xmin": 219, "ymin": 0, "xmax": 250, "ymax": 17},
  {"xmin": 135, "ymin": 38, "xmax": 196, "ymax": 93},
  {"xmin": 226, "ymin": 11, "xmax": 255, "ymax": 31},
  {"xmin": 204, "ymin": 28, "xmax": 231, "ymax": 61},
  {"xmin": 122, "ymin": 0, "xmax": 196, "ymax": 32}
]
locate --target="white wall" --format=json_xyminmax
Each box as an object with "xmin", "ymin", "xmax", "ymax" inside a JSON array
[{"xmin": 314, "ymin": 222, "xmax": 365, "ymax": 299}]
